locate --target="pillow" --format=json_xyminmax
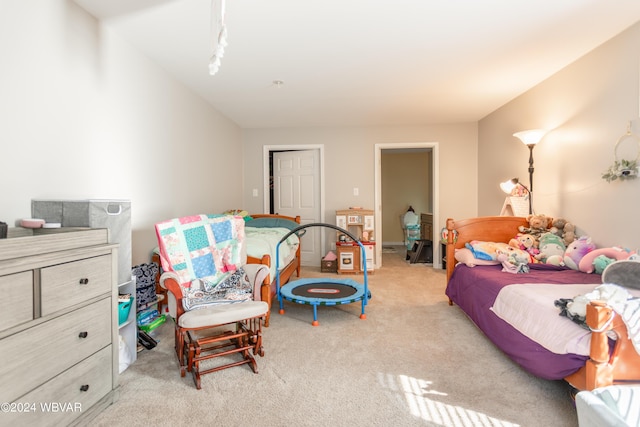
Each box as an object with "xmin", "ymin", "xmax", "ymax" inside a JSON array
[
  {"xmin": 182, "ymin": 268, "xmax": 253, "ymax": 311},
  {"xmin": 455, "ymin": 248, "xmax": 501, "ymax": 267},
  {"xmin": 222, "ymin": 209, "xmax": 252, "ymax": 221},
  {"xmin": 465, "ymin": 241, "xmax": 511, "ymax": 261},
  {"xmin": 602, "ymin": 260, "xmax": 640, "ymax": 290},
  {"xmin": 245, "ymin": 217, "xmax": 299, "ymax": 230}
]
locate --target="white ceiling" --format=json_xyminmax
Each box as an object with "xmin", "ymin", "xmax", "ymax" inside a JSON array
[{"xmin": 73, "ymin": 0, "xmax": 640, "ymax": 129}]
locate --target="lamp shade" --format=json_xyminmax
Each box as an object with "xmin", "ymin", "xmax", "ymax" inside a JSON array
[
  {"xmin": 513, "ymin": 129, "xmax": 545, "ymax": 146},
  {"xmin": 500, "ymin": 178, "xmax": 518, "ymax": 194}
]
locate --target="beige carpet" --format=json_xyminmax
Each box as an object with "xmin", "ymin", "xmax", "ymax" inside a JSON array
[{"xmin": 93, "ymin": 247, "xmax": 578, "ymax": 427}]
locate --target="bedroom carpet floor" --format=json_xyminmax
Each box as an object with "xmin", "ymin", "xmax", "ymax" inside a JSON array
[{"xmin": 92, "ymin": 246, "xmax": 579, "ymax": 427}]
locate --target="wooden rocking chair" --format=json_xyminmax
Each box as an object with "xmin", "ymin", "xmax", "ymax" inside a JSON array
[{"xmin": 155, "ymin": 215, "xmax": 270, "ymax": 389}]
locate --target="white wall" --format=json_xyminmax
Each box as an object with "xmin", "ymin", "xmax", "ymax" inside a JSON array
[
  {"xmin": 242, "ymin": 124, "xmax": 478, "ymax": 254},
  {"xmin": 0, "ymin": 0, "xmax": 243, "ymax": 265},
  {"xmin": 479, "ymin": 22, "xmax": 640, "ymax": 250}
]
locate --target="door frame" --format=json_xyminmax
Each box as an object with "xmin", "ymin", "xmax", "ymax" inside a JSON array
[
  {"xmin": 263, "ymin": 145, "xmax": 326, "ymax": 264},
  {"xmin": 375, "ymin": 142, "xmax": 440, "ymax": 268}
]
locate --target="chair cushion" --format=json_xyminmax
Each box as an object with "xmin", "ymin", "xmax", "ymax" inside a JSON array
[{"xmin": 178, "ymin": 300, "xmax": 269, "ymax": 328}]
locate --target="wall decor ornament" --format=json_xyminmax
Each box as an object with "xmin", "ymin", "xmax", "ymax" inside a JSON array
[{"xmin": 602, "ymin": 124, "xmax": 640, "ymax": 183}]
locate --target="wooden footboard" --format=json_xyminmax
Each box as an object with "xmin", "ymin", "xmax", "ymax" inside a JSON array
[
  {"xmin": 246, "ymin": 252, "xmax": 301, "ymax": 303},
  {"xmin": 445, "ymin": 216, "xmax": 640, "ymax": 391},
  {"xmin": 245, "ymin": 214, "xmax": 302, "ymax": 326},
  {"xmin": 564, "ymin": 301, "xmax": 640, "ymax": 391}
]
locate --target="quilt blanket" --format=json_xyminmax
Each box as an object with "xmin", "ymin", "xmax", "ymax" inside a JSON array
[
  {"xmin": 245, "ymin": 226, "xmax": 299, "ymax": 280},
  {"xmin": 155, "ymin": 214, "xmax": 245, "ymax": 287}
]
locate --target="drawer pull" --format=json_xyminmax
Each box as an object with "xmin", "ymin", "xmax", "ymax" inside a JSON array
[
  {"xmin": 80, "ymin": 384, "xmax": 90, "ymax": 392},
  {"xmin": 78, "ymin": 331, "xmax": 88, "ymax": 338},
  {"xmin": 79, "ymin": 278, "xmax": 89, "ymax": 285}
]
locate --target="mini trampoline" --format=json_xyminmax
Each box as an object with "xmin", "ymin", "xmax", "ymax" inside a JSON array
[{"xmin": 276, "ymin": 223, "xmax": 372, "ymax": 326}]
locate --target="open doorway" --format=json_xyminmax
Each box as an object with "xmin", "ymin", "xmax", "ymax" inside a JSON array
[{"xmin": 374, "ymin": 143, "xmax": 440, "ymax": 268}]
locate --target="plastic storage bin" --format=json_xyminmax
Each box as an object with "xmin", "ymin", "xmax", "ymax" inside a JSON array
[
  {"xmin": 118, "ymin": 297, "xmax": 132, "ymax": 325},
  {"xmin": 321, "ymin": 259, "xmax": 337, "ymax": 272},
  {"xmin": 31, "ymin": 199, "xmax": 131, "ymax": 285}
]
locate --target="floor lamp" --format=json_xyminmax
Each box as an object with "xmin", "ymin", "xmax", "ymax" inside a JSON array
[{"xmin": 507, "ymin": 129, "xmax": 546, "ymax": 214}]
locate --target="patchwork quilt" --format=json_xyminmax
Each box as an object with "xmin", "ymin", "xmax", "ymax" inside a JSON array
[{"xmin": 155, "ymin": 214, "xmax": 245, "ymax": 288}]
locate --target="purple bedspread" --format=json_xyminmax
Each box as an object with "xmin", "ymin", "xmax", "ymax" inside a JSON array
[{"xmin": 445, "ymin": 263, "xmax": 602, "ymax": 380}]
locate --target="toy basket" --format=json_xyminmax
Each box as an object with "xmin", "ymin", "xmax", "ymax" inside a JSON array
[{"xmin": 118, "ymin": 297, "xmax": 132, "ymax": 325}]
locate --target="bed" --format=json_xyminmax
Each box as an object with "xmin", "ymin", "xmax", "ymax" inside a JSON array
[
  {"xmin": 445, "ymin": 216, "xmax": 640, "ymax": 391},
  {"xmin": 245, "ymin": 214, "xmax": 302, "ymax": 325}
]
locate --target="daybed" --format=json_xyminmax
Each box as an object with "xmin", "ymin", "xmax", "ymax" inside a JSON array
[
  {"xmin": 445, "ymin": 216, "xmax": 640, "ymax": 392},
  {"xmin": 245, "ymin": 214, "xmax": 302, "ymax": 325}
]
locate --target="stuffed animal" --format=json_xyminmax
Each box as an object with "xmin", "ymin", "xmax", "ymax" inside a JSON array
[
  {"xmin": 497, "ymin": 247, "xmax": 531, "ymax": 274},
  {"xmin": 536, "ymin": 232, "xmax": 566, "ymax": 264},
  {"xmin": 627, "ymin": 253, "xmax": 640, "ymax": 262},
  {"xmin": 549, "ymin": 217, "xmax": 567, "ymax": 236},
  {"xmin": 565, "ymin": 284, "xmax": 631, "ymax": 318},
  {"xmin": 563, "ymin": 236, "xmax": 596, "ymax": 270},
  {"xmin": 509, "ymin": 233, "xmax": 539, "ymax": 258},
  {"xmin": 465, "ymin": 241, "xmax": 511, "ymax": 261},
  {"xmin": 528, "ymin": 213, "xmax": 550, "ymax": 229},
  {"xmin": 518, "ymin": 213, "xmax": 551, "ymax": 245},
  {"xmin": 562, "ymin": 223, "xmax": 576, "ymax": 245},
  {"xmin": 578, "ymin": 247, "xmax": 636, "ymax": 273},
  {"xmin": 549, "ymin": 217, "xmax": 576, "ymax": 245},
  {"xmin": 592, "ymin": 255, "xmax": 616, "ymax": 274}
]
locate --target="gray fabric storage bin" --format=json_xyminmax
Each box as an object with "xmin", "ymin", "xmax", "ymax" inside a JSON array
[{"xmin": 32, "ymin": 199, "xmax": 131, "ymax": 284}]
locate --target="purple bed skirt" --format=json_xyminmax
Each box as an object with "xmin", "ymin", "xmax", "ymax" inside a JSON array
[{"xmin": 445, "ymin": 263, "xmax": 602, "ymax": 380}]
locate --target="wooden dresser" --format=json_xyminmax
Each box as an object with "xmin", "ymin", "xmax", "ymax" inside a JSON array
[
  {"xmin": 0, "ymin": 228, "xmax": 119, "ymax": 426},
  {"xmin": 420, "ymin": 213, "xmax": 433, "ymax": 240}
]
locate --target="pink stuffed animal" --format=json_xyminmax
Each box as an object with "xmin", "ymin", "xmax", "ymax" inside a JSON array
[
  {"xmin": 563, "ymin": 236, "xmax": 596, "ymax": 270},
  {"xmin": 578, "ymin": 247, "xmax": 636, "ymax": 273},
  {"xmin": 509, "ymin": 233, "xmax": 540, "ymax": 258}
]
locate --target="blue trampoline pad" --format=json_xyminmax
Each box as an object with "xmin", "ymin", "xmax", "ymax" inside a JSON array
[{"xmin": 280, "ymin": 278, "xmax": 369, "ymax": 305}]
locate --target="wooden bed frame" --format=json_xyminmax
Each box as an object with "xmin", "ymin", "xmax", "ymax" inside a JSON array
[
  {"xmin": 445, "ymin": 216, "xmax": 640, "ymax": 391},
  {"xmin": 246, "ymin": 214, "xmax": 302, "ymax": 326}
]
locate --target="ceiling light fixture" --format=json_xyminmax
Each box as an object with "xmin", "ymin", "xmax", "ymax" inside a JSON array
[{"xmin": 209, "ymin": 0, "xmax": 227, "ymax": 76}]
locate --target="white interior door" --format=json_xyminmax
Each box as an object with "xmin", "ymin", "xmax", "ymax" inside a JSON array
[{"xmin": 273, "ymin": 150, "xmax": 321, "ymax": 266}]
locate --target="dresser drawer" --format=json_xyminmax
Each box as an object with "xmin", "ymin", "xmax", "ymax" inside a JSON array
[
  {"xmin": 0, "ymin": 298, "xmax": 112, "ymax": 402},
  {"xmin": 41, "ymin": 255, "xmax": 112, "ymax": 316},
  {"xmin": 4, "ymin": 345, "xmax": 112, "ymax": 426},
  {"xmin": 0, "ymin": 271, "xmax": 33, "ymax": 332}
]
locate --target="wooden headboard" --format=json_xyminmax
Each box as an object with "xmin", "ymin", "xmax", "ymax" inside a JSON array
[
  {"xmin": 445, "ymin": 216, "xmax": 529, "ymax": 282},
  {"xmin": 249, "ymin": 213, "xmax": 301, "ymax": 223}
]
